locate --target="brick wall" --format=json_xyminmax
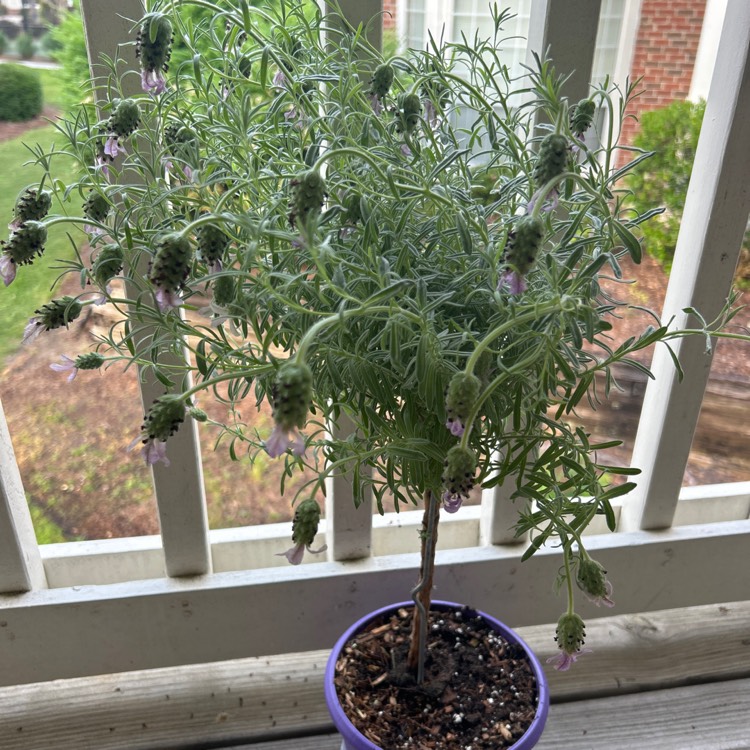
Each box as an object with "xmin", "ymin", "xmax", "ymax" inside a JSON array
[
  {"xmin": 620, "ymin": 0, "xmax": 706, "ymax": 145},
  {"xmin": 382, "ymin": 0, "xmax": 397, "ymax": 30}
]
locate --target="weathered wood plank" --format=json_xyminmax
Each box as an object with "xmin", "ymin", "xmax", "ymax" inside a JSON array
[
  {"xmin": 225, "ymin": 738, "xmax": 340, "ymax": 750},
  {"xmin": 0, "ymin": 601, "xmax": 748, "ymax": 750},
  {"xmin": 536, "ymin": 678, "xmax": 750, "ymax": 750},
  {"xmin": 0, "ymin": 653, "xmax": 332, "ymax": 750}
]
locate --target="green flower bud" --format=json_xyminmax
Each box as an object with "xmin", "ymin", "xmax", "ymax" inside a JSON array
[
  {"xmin": 2, "ymin": 221, "xmax": 47, "ymax": 266},
  {"xmin": 188, "ymin": 406, "xmax": 208, "ymax": 422},
  {"xmin": 142, "ymin": 394, "xmax": 185, "ymax": 443},
  {"xmin": 396, "ymin": 92, "xmax": 422, "ymax": 134},
  {"xmin": 445, "ymin": 372, "xmax": 481, "ymax": 437},
  {"xmin": 74, "ymin": 352, "xmax": 105, "ymax": 371},
  {"xmin": 291, "ymin": 498, "xmax": 322, "ymax": 547},
  {"xmin": 35, "ymin": 296, "xmax": 83, "ymax": 331},
  {"xmin": 576, "ymin": 557, "xmax": 614, "ymax": 606},
  {"xmin": 238, "ymin": 56, "xmax": 252, "ymax": 79},
  {"xmin": 505, "ymin": 215, "xmax": 544, "ymax": 276},
  {"xmin": 533, "ymin": 133, "xmax": 569, "ymax": 187},
  {"xmin": 291, "ymin": 170, "xmax": 326, "ymax": 227},
  {"xmin": 12, "ymin": 187, "xmax": 51, "ymax": 226},
  {"xmin": 163, "ymin": 122, "xmax": 197, "ymax": 163},
  {"xmin": 196, "ymin": 223, "xmax": 229, "ymax": 268},
  {"xmin": 107, "ymin": 99, "xmax": 141, "ymax": 139},
  {"xmin": 83, "ymin": 191, "xmax": 109, "ymax": 224},
  {"xmin": 272, "ymin": 361, "xmax": 313, "ymax": 431},
  {"xmin": 136, "ymin": 13, "xmax": 173, "ymax": 74},
  {"xmin": 570, "ymin": 98, "xmax": 596, "ymax": 138},
  {"xmin": 554, "ymin": 612, "xmax": 586, "ymax": 654},
  {"xmin": 343, "ymin": 191, "xmax": 365, "ymax": 224},
  {"xmin": 92, "ymin": 244, "xmax": 123, "ymax": 288},
  {"xmin": 148, "ymin": 232, "xmax": 192, "ymax": 294},
  {"xmin": 441, "ymin": 445, "xmax": 478, "ymax": 498},
  {"xmin": 370, "ymin": 63, "xmax": 394, "ymax": 99},
  {"xmin": 212, "ymin": 274, "xmax": 236, "ymax": 307}
]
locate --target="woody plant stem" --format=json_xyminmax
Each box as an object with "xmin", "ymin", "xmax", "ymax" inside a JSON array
[{"xmin": 407, "ymin": 488, "xmax": 440, "ymax": 682}]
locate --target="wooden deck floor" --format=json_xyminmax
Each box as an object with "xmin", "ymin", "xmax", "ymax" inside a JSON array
[{"xmin": 2, "ymin": 601, "xmax": 749, "ymax": 750}]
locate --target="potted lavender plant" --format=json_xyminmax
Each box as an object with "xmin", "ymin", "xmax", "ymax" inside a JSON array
[{"xmin": 2, "ymin": 1, "xmax": 739, "ymax": 747}]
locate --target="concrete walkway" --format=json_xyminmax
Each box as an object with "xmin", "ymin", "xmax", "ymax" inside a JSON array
[{"xmin": 0, "ymin": 57, "xmax": 60, "ymax": 70}]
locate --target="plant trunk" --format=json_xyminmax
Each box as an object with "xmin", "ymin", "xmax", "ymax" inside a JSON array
[{"xmin": 406, "ymin": 488, "xmax": 440, "ymax": 682}]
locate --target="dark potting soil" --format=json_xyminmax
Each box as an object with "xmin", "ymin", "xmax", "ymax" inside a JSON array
[{"xmin": 333, "ymin": 605, "xmax": 538, "ymax": 749}]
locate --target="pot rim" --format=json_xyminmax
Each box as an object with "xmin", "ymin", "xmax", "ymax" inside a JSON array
[{"xmin": 324, "ymin": 600, "xmax": 550, "ymax": 750}]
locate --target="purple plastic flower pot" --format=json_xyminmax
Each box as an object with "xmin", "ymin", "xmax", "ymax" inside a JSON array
[{"xmin": 324, "ymin": 600, "xmax": 550, "ymax": 750}]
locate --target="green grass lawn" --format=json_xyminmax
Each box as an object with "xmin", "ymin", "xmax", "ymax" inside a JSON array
[
  {"xmin": 0, "ymin": 124, "xmax": 82, "ymax": 361},
  {"xmin": 38, "ymin": 67, "xmax": 65, "ymax": 111}
]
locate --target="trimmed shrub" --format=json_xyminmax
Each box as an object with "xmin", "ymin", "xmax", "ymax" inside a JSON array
[
  {"xmin": 40, "ymin": 31, "xmax": 63, "ymax": 56},
  {"xmin": 0, "ymin": 30, "xmax": 8, "ymax": 57},
  {"xmin": 0, "ymin": 64, "xmax": 43, "ymax": 121},
  {"xmin": 626, "ymin": 100, "xmax": 705, "ymax": 271},
  {"xmin": 627, "ymin": 98, "xmax": 749, "ymax": 284},
  {"xmin": 16, "ymin": 31, "xmax": 35, "ymax": 60}
]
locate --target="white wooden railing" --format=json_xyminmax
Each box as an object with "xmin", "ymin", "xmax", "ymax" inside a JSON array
[{"xmin": 1, "ymin": 0, "xmax": 750, "ymax": 689}]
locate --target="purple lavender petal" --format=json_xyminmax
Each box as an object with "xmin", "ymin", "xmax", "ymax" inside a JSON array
[
  {"xmin": 499, "ymin": 269, "xmax": 527, "ymax": 296},
  {"xmin": 154, "ymin": 286, "xmax": 183, "ymax": 312},
  {"xmin": 0, "ymin": 255, "xmax": 17, "ymax": 286},
  {"xmin": 141, "ymin": 69, "xmax": 167, "ymax": 96},
  {"xmin": 442, "ymin": 490, "xmax": 463, "ymax": 514},
  {"xmin": 143, "ymin": 438, "xmax": 170, "ymax": 467},
  {"xmin": 264, "ymin": 423, "xmax": 290, "ymax": 458},
  {"xmin": 446, "ymin": 419, "xmax": 465, "ymax": 437},
  {"xmin": 95, "ymin": 156, "xmax": 111, "ymax": 180},
  {"xmin": 369, "ymin": 93, "xmax": 383, "ymax": 115},
  {"xmin": 22, "ymin": 318, "xmax": 43, "ymax": 345},
  {"xmin": 103, "ymin": 137, "xmax": 121, "ymax": 159},
  {"xmin": 50, "ymin": 354, "xmax": 78, "ymax": 382},
  {"xmin": 276, "ymin": 542, "xmax": 305, "ymax": 565},
  {"xmin": 306, "ymin": 543, "xmax": 328, "ymax": 556},
  {"xmin": 423, "ymin": 99, "xmax": 438, "ymax": 127},
  {"xmin": 290, "ymin": 428, "xmax": 306, "ymax": 456},
  {"xmin": 273, "ymin": 69, "xmax": 287, "ymax": 89},
  {"xmin": 546, "ymin": 647, "xmax": 592, "ymax": 672},
  {"xmin": 585, "ymin": 580, "xmax": 615, "ymax": 608}
]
